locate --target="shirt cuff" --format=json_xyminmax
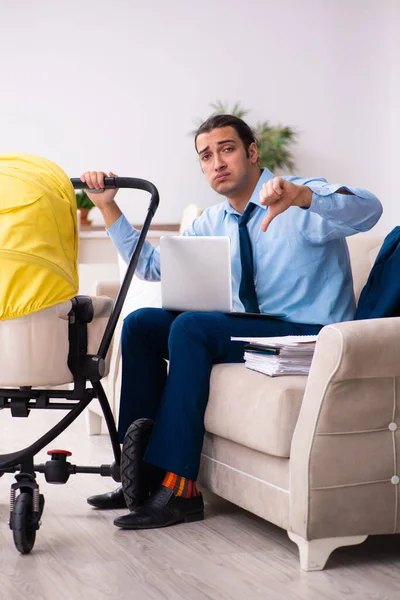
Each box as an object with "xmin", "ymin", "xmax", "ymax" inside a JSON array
[
  {"xmin": 307, "ymin": 183, "xmax": 350, "ymax": 218},
  {"xmin": 307, "ymin": 182, "xmax": 346, "ymax": 197}
]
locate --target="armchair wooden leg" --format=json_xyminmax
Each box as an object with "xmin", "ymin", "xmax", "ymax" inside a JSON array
[
  {"xmin": 288, "ymin": 532, "xmax": 368, "ymax": 571},
  {"xmin": 86, "ymin": 408, "xmax": 102, "ymax": 435}
]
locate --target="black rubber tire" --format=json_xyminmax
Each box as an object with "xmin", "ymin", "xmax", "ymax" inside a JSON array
[
  {"xmin": 121, "ymin": 418, "xmax": 154, "ymax": 512},
  {"xmin": 12, "ymin": 492, "xmax": 36, "ymax": 554}
]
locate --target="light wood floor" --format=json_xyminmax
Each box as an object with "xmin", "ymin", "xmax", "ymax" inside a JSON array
[{"xmin": 1, "ymin": 408, "xmax": 400, "ymax": 600}]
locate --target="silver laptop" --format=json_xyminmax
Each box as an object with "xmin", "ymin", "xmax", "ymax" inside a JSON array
[
  {"xmin": 160, "ymin": 236, "xmax": 285, "ymax": 319},
  {"xmin": 160, "ymin": 236, "xmax": 232, "ymax": 312}
]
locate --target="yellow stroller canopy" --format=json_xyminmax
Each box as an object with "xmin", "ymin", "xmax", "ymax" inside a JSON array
[{"xmin": 0, "ymin": 153, "xmax": 78, "ymax": 320}]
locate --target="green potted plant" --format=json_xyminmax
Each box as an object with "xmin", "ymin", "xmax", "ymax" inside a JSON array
[
  {"xmin": 75, "ymin": 190, "xmax": 95, "ymax": 226},
  {"xmin": 192, "ymin": 101, "xmax": 297, "ymax": 172}
]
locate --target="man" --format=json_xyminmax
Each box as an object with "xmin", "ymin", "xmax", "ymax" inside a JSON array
[{"xmin": 83, "ymin": 114, "xmax": 382, "ymax": 530}]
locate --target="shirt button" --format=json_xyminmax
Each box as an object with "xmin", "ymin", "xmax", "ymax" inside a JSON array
[
  {"xmin": 391, "ymin": 476, "xmax": 400, "ymax": 485},
  {"xmin": 319, "ymin": 199, "xmax": 323, "ymax": 204},
  {"xmin": 389, "ymin": 422, "xmax": 398, "ymax": 432}
]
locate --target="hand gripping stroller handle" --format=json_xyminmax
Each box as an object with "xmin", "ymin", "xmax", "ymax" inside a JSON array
[
  {"xmin": 70, "ymin": 176, "xmax": 159, "ymax": 216},
  {"xmin": 71, "ymin": 176, "xmax": 160, "ymax": 359}
]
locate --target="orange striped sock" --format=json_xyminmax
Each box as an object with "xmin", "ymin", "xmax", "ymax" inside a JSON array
[{"xmin": 162, "ymin": 472, "xmax": 200, "ymax": 498}]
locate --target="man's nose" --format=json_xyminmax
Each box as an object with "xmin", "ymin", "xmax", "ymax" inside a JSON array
[{"xmin": 214, "ymin": 155, "xmax": 226, "ymax": 171}]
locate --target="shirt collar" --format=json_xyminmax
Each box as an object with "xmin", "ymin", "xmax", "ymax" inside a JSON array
[{"xmin": 222, "ymin": 168, "xmax": 274, "ymax": 217}]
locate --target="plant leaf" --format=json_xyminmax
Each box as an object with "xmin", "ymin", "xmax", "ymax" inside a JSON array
[{"xmin": 75, "ymin": 190, "xmax": 95, "ymax": 209}]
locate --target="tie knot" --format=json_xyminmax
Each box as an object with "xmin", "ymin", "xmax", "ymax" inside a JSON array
[{"xmin": 238, "ymin": 203, "xmax": 256, "ymax": 227}]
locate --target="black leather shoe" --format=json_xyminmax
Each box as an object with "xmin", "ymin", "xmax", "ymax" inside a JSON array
[
  {"xmin": 87, "ymin": 486, "xmax": 127, "ymax": 510},
  {"xmin": 113, "ymin": 486, "xmax": 204, "ymax": 530}
]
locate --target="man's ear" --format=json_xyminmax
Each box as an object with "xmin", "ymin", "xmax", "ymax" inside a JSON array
[{"xmin": 248, "ymin": 142, "xmax": 259, "ymax": 164}]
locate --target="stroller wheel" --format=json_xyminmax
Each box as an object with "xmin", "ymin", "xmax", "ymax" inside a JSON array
[
  {"xmin": 11, "ymin": 492, "xmax": 37, "ymax": 554},
  {"xmin": 121, "ymin": 418, "xmax": 155, "ymax": 512}
]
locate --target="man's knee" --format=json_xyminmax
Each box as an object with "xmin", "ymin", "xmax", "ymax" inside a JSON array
[
  {"xmin": 122, "ymin": 307, "xmax": 163, "ymax": 341},
  {"xmin": 169, "ymin": 311, "xmax": 215, "ymax": 343}
]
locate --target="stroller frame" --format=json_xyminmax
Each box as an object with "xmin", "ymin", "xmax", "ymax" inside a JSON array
[{"xmin": 0, "ymin": 177, "xmax": 159, "ymax": 553}]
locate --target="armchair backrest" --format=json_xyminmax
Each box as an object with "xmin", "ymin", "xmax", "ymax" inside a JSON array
[{"xmin": 346, "ymin": 233, "xmax": 383, "ymax": 304}]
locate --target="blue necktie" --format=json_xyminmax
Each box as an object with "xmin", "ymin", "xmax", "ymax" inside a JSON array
[{"xmin": 237, "ymin": 203, "xmax": 260, "ymax": 313}]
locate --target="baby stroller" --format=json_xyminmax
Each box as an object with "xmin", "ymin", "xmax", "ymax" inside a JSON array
[{"xmin": 0, "ymin": 154, "xmax": 159, "ymax": 554}]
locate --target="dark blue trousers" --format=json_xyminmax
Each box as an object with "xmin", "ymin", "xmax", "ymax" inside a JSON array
[{"xmin": 118, "ymin": 309, "xmax": 322, "ymax": 480}]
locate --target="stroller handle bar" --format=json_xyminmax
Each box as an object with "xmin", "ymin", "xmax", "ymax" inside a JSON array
[
  {"xmin": 71, "ymin": 177, "xmax": 159, "ymax": 216},
  {"xmin": 71, "ymin": 176, "xmax": 160, "ymax": 359}
]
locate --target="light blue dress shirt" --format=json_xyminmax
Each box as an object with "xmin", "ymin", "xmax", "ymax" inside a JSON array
[{"xmin": 107, "ymin": 168, "xmax": 382, "ymax": 326}]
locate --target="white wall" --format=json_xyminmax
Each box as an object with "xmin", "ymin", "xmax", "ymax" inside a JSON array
[
  {"xmin": 0, "ymin": 0, "xmax": 395, "ymax": 232},
  {"xmin": 387, "ymin": 0, "xmax": 400, "ymax": 234}
]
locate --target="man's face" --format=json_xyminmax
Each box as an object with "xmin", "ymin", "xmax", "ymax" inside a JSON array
[{"xmin": 196, "ymin": 126, "xmax": 258, "ymax": 197}]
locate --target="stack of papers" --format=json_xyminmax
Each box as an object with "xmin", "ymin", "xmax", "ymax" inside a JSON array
[{"xmin": 231, "ymin": 335, "xmax": 318, "ymax": 377}]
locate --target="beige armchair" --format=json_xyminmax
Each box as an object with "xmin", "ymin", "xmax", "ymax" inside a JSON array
[{"xmin": 93, "ymin": 230, "xmax": 399, "ymax": 571}]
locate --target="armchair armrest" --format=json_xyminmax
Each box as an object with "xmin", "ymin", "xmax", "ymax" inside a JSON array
[
  {"xmin": 95, "ymin": 280, "xmax": 120, "ymax": 301},
  {"xmin": 91, "ymin": 295, "xmax": 114, "ymax": 318},
  {"xmin": 313, "ymin": 317, "xmax": 400, "ymax": 380},
  {"xmin": 290, "ymin": 317, "xmax": 400, "ymax": 540}
]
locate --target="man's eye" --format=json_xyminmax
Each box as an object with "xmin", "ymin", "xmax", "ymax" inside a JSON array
[
  {"xmin": 223, "ymin": 147, "xmax": 234, "ymax": 153},
  {"xmin": 201, "ymin": 154, "xmax": 211, "ymax": 161}
]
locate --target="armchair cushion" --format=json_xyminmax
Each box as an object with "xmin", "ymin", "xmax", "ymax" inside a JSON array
[{"xmin": 205, "ymin": 363, "xmax": 307, "ymax": 458}]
